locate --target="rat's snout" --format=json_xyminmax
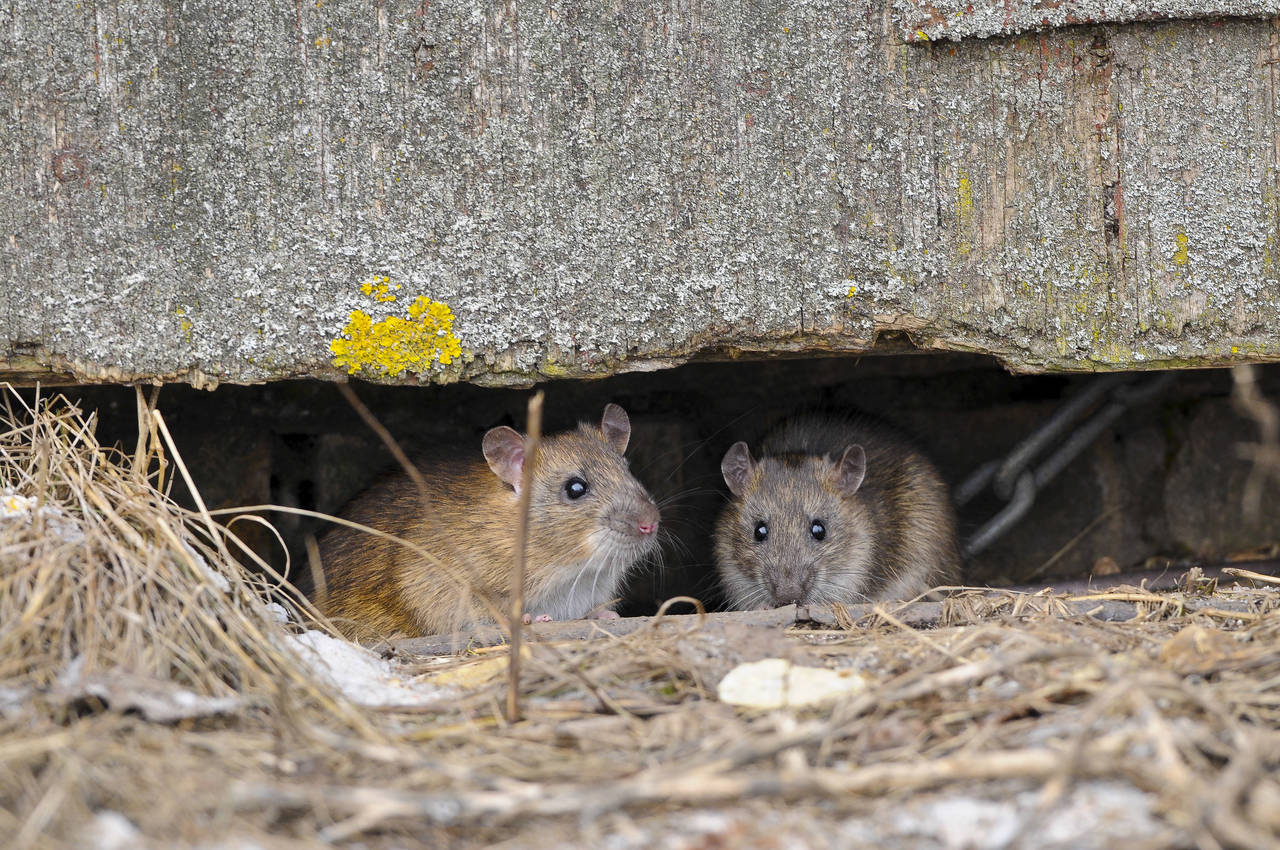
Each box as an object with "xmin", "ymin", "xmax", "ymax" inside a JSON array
[
  {"xmin": 609, "ymin": 490, "xmax": 660, "ymax": 544},
  {"xmin": 771, "ymin": 581, "xmax": 806, "ymax": 606},
  {"xmin": 768, "ymin": 565, "xmax": 813, "ymax": 606},
  {"xmin": 636, "ymin": 499, "xmax": 660, "ymax": 536}
]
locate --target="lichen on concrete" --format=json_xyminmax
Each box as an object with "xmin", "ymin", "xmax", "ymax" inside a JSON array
[{"xmin": 329, "ymin": 277, "xmax": 464, "ymax": 379}]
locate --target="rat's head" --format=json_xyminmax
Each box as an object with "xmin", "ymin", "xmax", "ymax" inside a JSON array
[
  {"xmin": 716, "ymin": 441, "xmax": 875, "ymax": 609},
  {"xmin": 481, "ymin": 404, "xmax": 661, "ymax": 569}
]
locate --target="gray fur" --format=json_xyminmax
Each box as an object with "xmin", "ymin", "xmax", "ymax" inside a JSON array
[{"xmin": 714, "ymin": 415, "xmax": 961, "ymax": 610}]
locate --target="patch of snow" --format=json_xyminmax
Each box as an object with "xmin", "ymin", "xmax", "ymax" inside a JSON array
[
  {"xmin": 892, "ymin": 796, "xmax": 1020, "ymax": 849},
  {"xmin": 55, "ymin": 661, "xmax": 241, "ymax": 723},
  {"xmin": 0, "ymin": 684, "xmax": 30, "ymax": 719},
  {"xmin": 182, "ymin": 542, "xmax": 230, "ymax": 592},
  {"xmin": 0, "ymin": 491, "xmax": 36, "ymax": 517},
  {"xmin": 0, "ymin": 489, "xmax": 85, "ymax": 543},
  {"xmin": 1033, "ymin": 782, "xmax": 1165, "ymax": 846},
  {"xmin": 845, "ymin": 780, "xmax": 1166, "ymax": 849},
  {"xmin": 261, "ymin": 602, "xmax": 290, "ymax": 624},
  {"xmin": 78, "ymin": 811, "xmax": 142, "ymax": 850},
  {"xmin": 284, "ymin": 630, "xmax": 453, "ymax": 708}
]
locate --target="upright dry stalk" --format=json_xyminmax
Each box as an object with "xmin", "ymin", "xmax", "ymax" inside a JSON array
[
  {"xmin": 336, "ymin": 383, "xmax": 431, "ymax": 501},
  {"xmin": 132, "ymin": 386, "xmax": 151, "ymax": 476},
  {"xmin": 507, "ymin": 391, "xmax": 544, "ymax": 723},
  {"xmin": 151, "ymin": 409, "xmax": 235, "ymax": 568},
  {"xmin": 1232, "ymin": 364, "xmax": 1280, "ymax": 519}
]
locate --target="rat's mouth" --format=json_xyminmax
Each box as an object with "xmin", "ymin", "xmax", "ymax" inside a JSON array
[
  {"xmin": 625, "ymin": 527, "xmax": 662, "ymax": 555},
  {"xmin": 764, "ymin": 565, "xmax": 816, "ymax": 607},
  {"xmin": 603, "ymin": 513, "xmax": 661, "ymax": 542},
  {"xmin": 600, "ymin": 524, "xmax": 661, "ymax": 560}
]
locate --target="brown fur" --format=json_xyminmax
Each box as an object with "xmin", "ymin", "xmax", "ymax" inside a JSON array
[
  {"xmin": 714, "ymin": 414, "xmax": 961, "ymax": 609},
  {"xmin": 317, "ymin": 407, "xmax": 660, "ymax": 638}
]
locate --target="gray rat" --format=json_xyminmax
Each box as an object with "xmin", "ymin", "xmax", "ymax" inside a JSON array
[
  {"xmin": 714, "ymin": 414, "xmax": 960, "ymax": 609},
  {"xmin": 317, "ymin": 404, "xmax": 661, "ymax": 638}
]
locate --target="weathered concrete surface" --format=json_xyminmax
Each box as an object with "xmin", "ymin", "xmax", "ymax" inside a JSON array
[
  {"xmin": 2, "ymin": 2, "xmax": 1280, "ymax": 386},
  {"xmin": 899, "ymin": 0, "xmax": 1280, "ymax": 41}
]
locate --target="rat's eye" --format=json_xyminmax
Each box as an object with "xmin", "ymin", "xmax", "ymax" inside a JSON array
[
  {"xmin": 753, "ymin": 521, "xmax": 769, "ymax": 542},
  {"xmin": 564, "ymin": 477, "xmax": 589, "ymax": 500},
  {"xmin": 810, "ymin": 520, "xmax": 826, "ymax": 541}
]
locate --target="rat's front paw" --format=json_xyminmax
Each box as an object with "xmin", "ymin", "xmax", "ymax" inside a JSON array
[
  {"xmin": 589, "ymin": 609, "xmax": 620, "ymax": 620},
  {"xmin": 522, "ymin": 613, "xmax": 554, "ymax": 624}
]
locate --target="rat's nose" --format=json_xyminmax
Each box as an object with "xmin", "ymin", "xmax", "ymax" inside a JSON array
[
  {"xmin": 772, "ymin": 582, "xmax": 805, "ymax": 606},
  {"xmin": 636, "ymin": 500, "xmax": 660, "ymax": 536},
  {"xmin": 770, "ymin": 569, "xmax": 811, "ymax": 606}
]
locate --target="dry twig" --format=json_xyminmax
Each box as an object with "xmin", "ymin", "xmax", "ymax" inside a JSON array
[{"xmin": 508, "ymin": 391, "xmax": 544, "ymax": 723}]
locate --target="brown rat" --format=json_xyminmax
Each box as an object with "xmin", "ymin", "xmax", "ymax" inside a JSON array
[
  {"xmin": 714, "ymin": 414, "xmax": 960, "ymax": 609},
  {"xmin": 317, "ymin": 404, "xmax": 661, "ymax": 638}
]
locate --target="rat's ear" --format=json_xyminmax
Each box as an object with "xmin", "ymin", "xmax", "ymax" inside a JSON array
[
  {"xmin": 482, "ymin": 426, "xmax": 525, "ymax": 492},
  {"xmin": 721, "ymin": 442, "xmax": 756, "ymax": 497},
  {"xmin": 601, "ymin": 403, "xmax": 631, "ymax": 454},
  {"xmin": 831, "ymin": 444, "xmax": 866, "ymax": 498}
]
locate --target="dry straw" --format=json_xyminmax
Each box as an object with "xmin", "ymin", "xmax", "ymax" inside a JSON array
[
  {"xmin": 2, "ymin": 384, "xmax": 1280, "ymax": 849},
  {"xmin": 0, "ymin": 386, "xmax": 361, "ymax": 718}
]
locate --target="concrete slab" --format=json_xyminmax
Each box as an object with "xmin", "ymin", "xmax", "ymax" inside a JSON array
[{"xmin": 3, "ymin": 2, "xmax": 1279, "ymax": 385}]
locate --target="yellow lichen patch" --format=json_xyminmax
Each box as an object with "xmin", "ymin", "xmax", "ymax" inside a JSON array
[
  {"xmin": 1173, "ymin": 232, "xmax": 1189, "ymax": 266},
  {"xmin": 956, "ymin": 171, "xmax": 974, "ymax": 257},
  {"xmin": 330, "ymin": 283, "xmax": 463, "ymax": 379},
  {"xmin": 359, "ymin": 275, "xmax": 399, "ymax": 302}
]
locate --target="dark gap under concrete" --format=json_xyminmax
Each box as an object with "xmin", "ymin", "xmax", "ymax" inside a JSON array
[{"xmin": 51, "ymin": 355, "xmax": 1280, "ymax": 615}]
